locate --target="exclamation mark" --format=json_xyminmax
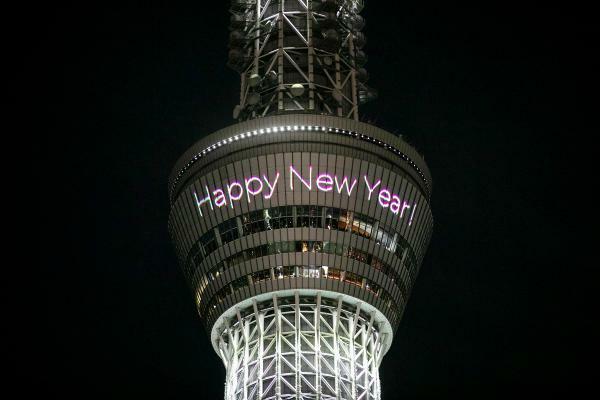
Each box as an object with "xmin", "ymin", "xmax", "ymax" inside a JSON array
[{"xmin": 408, "ymin": 203, "xmax": 417, "ymax": 226}]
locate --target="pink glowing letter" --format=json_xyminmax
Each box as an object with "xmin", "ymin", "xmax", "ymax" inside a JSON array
[
  {"xmin": 408, "ymin": 203, "xmax": 417, "ymax": 226},
  {"xmin": 193, "ymin": 185, "xmax": 213, "ymax": 217},
  {"xmin": 226, "ymin": 182, "xmax": 243, "ymax": 208},
  {"xmin": 378, "ymin": 189, "xmax": 391, "ymax": 208},
  {"xmin": 390, "ymin": 195, "xmax": 401, "ymax": 215},
  {"xmin": 263, "ymin": 172, "xmax": 280, "ymax": 199},
  {"xmin": 363, "ymin": 175, "xmax": 381, "ymax": 200},
  {"xmin": 290, "ymin": 165, "xmax": 312, "ymax": 191},
  {"xmin": 400, "ymin": 201, "xmax": 411, "ymax": 218},
  {"xmin": 244, "ymin": 176, "xmax": 263, "ymax": 202},
  {"xmin": 335, "ymin": 176, "xmax": 358, "ymax": 196},
  {"xmin": 316, "ymin": 173, "xmax": 333, "ymax": 192},
  {"xmin": 213, "ymin": 189, "xmax": 226, "ymax": 208}
]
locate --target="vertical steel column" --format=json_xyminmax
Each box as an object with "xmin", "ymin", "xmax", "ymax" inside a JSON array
[
  {"xmin": 277, "ymin": 0, "xmax": 285, "ymax": 111},
  {"xmin": 373, "ymin": 332, "xmax": 383, "ymax": 399},
  {"xmin": 240, "ymin": 73, "xmax": 246, "ymax": 116},
  {"xmin": 307, "ymin": 0, "xmax": 315, "ymax": 111},
  {"xmin": 348, "ymin": 35, "xmax": 359, "ymax": 121},
  {"xmin": 334, "ymin": 53, "xmax": 343, "ymax": 117},
  {"xmin": 294, "ymin": 292, "xmax": 301, "ymax": 397},
  {"xmin": 333, "ymin": 298, "xmax": 342, "ymax": 400},
  {"xmin": 349, "ymin": 303, "xmax": 361, "ymax": 400},
  {"xmin": 315, "ymin": 292, "xmax": 322, "ymax": 400},
  {"xmin": 229, "ymin": 327, "xmax": 241, "ymax": 400},
  {"xmin": 365, "ymin": 313, "xmax": 375, "ymax": 400},
  {"xmin": 253, "ymin": 299, "xmax": 265, "ymax": 399},
  {"xmin": 275, "ymin": 296, "xmax": 282, "ymax": 400},
  {"xmin": 369, "ymin": 330, "xmax": 377, "ymax": 400},
  {"xmin": 254, "ymin": 0, "xmax": 261, "ymax": 77},
  {"xmin": 239, "ymin": 309, "xmax": 250, "ymax": 400}
]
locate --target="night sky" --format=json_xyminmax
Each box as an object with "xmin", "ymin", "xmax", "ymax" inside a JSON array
[{"xmin": 40, "ymin": 2, "xmax": 591, "ymax": 398}]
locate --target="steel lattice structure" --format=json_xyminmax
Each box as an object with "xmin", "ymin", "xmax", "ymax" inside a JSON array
[
  {"xmin": 219, "ymin": 294, "xmax": 383, "ymax": 400},
  {"xmin": 227, "ymin": 0, "xmax": 375, "ymax": 121},
  {"xmin": 167, "ymin": 2, "xmax": 434, "ymax": 399}
]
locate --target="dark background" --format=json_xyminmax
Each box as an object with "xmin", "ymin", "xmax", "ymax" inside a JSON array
[{"xmin": 39, "ymin": 2, "xmax": 592, "ymax": 398}]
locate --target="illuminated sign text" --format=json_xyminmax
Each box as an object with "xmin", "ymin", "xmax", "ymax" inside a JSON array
[{"xmin": 192, "ymin": 164, "xmax": 418, "ymax": 226}]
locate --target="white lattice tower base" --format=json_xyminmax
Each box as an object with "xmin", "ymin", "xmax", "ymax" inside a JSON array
[{"xmin": 217, "ymin": 294, "xmax": 385, "ymax": 400}]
